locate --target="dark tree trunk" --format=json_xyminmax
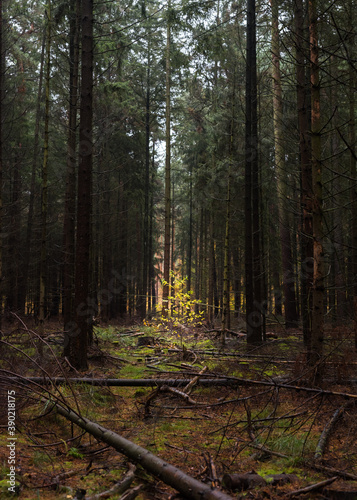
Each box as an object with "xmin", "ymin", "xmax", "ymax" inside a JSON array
[
  {"xmin": 296, "ymin": 0, "xmax": 313, "ymax": 347},
  {"xmin": 245, "ymin": 0, "xmax": 262, "ymax": 343},
  {"xmin": 309, "ymin": 0, "xmax": 324, "ymax": 381},
  {"xmin": 0, "ymin": 0, "xmax": 2, "ymax": 329},
  {"xmin": 70, "ymin": 0, "xmax": 93, "ymax": 370},
  {"xmin": 63, "ymin": 0, "xmax": 80, "ymax": 354},
  {"xmin": 162, "ymin": 1, "xmax": 171, "ymax": 317}
]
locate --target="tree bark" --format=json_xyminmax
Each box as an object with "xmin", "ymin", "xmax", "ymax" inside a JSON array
[
  {"xmin": 271, "ymin": 0, "xmax": 298, "ymax": 328},
  {"xmin": 309, "ymin": 0, "xmax": 324, "ymax": 382},
  {"xmin": 245, "ymin": 0, "xmax": 262, "ymax": 343},
  {"xmin": 39, "ymin": 2, "xmax": 51, "ymax": 337},
  {"xmin": 70, "ymin": 0, "xmax": 94, "ymax": 369},
  {"xmin": 162, "ymin": 0, "xmax": 171, "ymax": 317},
  {"xmin": 296, "ymin": 0, "xmax": 313, "ymax": 348},
  {"xmin": 0, "ymin": 0, "xmax": 2, "ymax": 330},
  {"xmin": 63, "ymin": 0, "xmax": 80, "ymax": 353}
]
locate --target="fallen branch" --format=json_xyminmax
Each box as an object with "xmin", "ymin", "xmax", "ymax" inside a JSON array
[
  {"xmin": 286, "ymin": 476, "xmax": 338, "ymax": 497},
  {"xmin": 86, "ymin": 463, "xmax": 136, "ymax": 499},
  {"xmin": 163, "ymin": 385, "xmax": 201, "ymax": 405},
  {"xmin": 309, "ymin": 462, "xmax": 357, "ymax": 481},
  {"xmin": 184, "ymin": 366, "xmax": 208, "ymax": 394},
  {"xmin": 314, "ymin": 405, "xmax": 345, "ymax": 460},
  {"xmin": 118, "ymin": 484, "xmax": 143, "ymax": 500},
  {"xmin": 7, "ymin": 375, "xmax": 357, "ymax": 399},
  {"xmin": 54, "ymin": 403, "xmax": 234, "ymax": 500}
]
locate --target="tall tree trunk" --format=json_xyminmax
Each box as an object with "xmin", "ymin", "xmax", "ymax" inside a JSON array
[
  {"xmin": 70, "ymin": 0, "xmax": 93, "ymax": 370},
  {"xmin": 309, "ymin": 0, "xmax": 324, "ymax": 382},
  {"xmin": 162, "ymin": 0, "xmax": 171, "ymax": 317},
  {"xmin": 39, "ymin": 2, "xmax": 51, "ymax": 336},
  {"xmin": 20, "ymin": 32, "xmax": 46, "ymax": 315},
  {"xmin": 0, "ymin": 0, "xmax": 3, "ymax": 330},
  {"xmin": 295, "ymin": 0, "xmax": 313, "ymax": 347},
  {"xmin": 63, "ymin": 0, "xmax": 80, "ymax": 353},
  {"xmin": 187, "ymin": 163, "xmax": 193, "ymax": 294},
  {"xmin": 271, "ymin": 0, "xmax": 298, "ymax": 328},
  {"xmin": 222, "ymin": 80, "xmax": 235, "ymax": 337},
  {"xmin": 140, "ymin": 58, "xmax": 151, "ymax": 320},
  {"xmin": 208, "ymin": 213, "xmax": 216, "ymax": 325},
  {"xmin": 245, "ymin": 0, "xmax": 262, "ymax": 343},
  {"xmin": 348, "ymin": 0, "xmax": 357, "ymax": 349}
]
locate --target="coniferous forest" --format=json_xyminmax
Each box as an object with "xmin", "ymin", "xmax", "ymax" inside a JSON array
[{"xmin": 1, "ymin": 0, "xmax": 357, "ymax": 498}]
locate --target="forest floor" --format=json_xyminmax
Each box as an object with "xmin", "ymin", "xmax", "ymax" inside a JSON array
[{"xmin": 1, "ymin": 317, "xmax": 357, "ymax": 499}]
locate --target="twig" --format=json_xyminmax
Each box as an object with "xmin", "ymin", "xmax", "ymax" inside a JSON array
[{"xmin": 286, "ymin": 476, "xmax": 338, "ymax": 497}]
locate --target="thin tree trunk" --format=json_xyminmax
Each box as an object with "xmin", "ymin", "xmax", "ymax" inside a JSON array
[
  {"xmin": 39, "ymin": 2, "xmax": 51, "ymax": 337},
  {"xmin": 187, "ymin": 163, "xmax": 193, "ymax": 294},
  {"xmin": 0, "ymin": 0, "xmax": 3, "ymax": 330},
  {"xmin": 141, "ymin": 58, "xmax": 151, "ymax": 320},
  {"xmin": 296, "ymin": 0, "xmax": 313, "ymax": 347},
  {"xmin": 245, "ymin": 0, "xmax": 262, "ymax": 343},
  {"xmin": 309, "ymin": 0, "xmax": 324, "ymax": 381},
  {"xmin": 271, "ymin": 0, "xmax": 298, "ymax": 328},
  {"xmin": 348, "ymin": 0, "xmax": 357, "ymax": 349},
  {"xmin": 70, "ymin": 0, "xmax": 93, "ymax": 370},
  {"xmin": 19, "ymin": 32, "xmax": 46, "ymax": 315},
  {"xmin": 63, "ymin": 0, "xmax": 80, "ymax": 353},
  {"xmin": 162, "ymin": 0, "xmax": 171, "ymax": 317}
]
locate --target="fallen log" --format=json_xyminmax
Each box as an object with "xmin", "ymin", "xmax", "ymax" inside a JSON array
[
  {"xmin": 54, "ymin": 403, "xmax": 234, "ymax": 500},
  {"xmin": 6, "ymin": 376, "xmax": 357, "ymax": 400},
  {"xmin": 314, "ymin": 405, "xmax": 345, "ymax": 460},
  {"xmin": 7, "ymin": 376, "xmax": 237, "ymax": 387}
]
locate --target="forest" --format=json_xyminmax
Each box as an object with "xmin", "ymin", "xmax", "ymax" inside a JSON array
[{"xmin": 0, "ymin": 0, "xmax": 357, "ymax": 498}]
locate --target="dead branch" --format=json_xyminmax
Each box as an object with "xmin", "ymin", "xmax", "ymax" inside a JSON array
[
  {"xmin": 309, "ymin": 463, "xmax": 357, "ymax": 481},
  {"xmin": 53, "ymin": 402, "xmax": 234, "ymax": 500},
  {"xmin": 117, "ymin": 484, "xmax": 143, "ymax": 500},
  {"xmin": 314, "ymin": 405, "xmax": 346, "ymax": 460},
  {"xmin": 86, "ymin": 463, "xmax": 136, "ymax": 499},
  {"xmin": 286, "ymin": 476, "xmax": 338, "ymax": 497},
  {"xmin": 163, "ymin": 385, "xmax": 200, "ymax": 405},
  {"xmin": 184, "ymin": 366, "xmax": 208, "ymax": 394}
]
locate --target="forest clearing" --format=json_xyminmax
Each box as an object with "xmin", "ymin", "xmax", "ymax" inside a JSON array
[{"xmin": 1, "ymin": 317, "xmax": 357, "ymax": 499}]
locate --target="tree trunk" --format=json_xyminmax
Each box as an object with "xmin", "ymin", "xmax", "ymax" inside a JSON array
[
  {"xmin": 271, "ymin": 0, "xmax": 298, "ymax": 328},
  {"xmin": 296, "ymin": 0, "xmax": 313, "ymax": 347},
  {"xmin": 0, "ymin": 0, "xmax": 3, "ymax": 330},
  {"xmin": 162, "ymin": 0, "xmax": 171, "ymax": 318},
  {"xmin": 245, "ymin": 0, "xmax": 262, "ymax": 343},
  {"xmin": 348, "ymin": 0, "xmax": 357, "ymax": 349},
  {"xmin": 70, "ymin": 0, "xmax": 93, "ymax": 370},
  {"xmin": 63, "ymin": 0, "xmax": 80, "ymax": 353},
  {"xmin": 39, "ymin": 2, "xmax": 51, "ymax": 337},
  {"xmin": 309, "ymin": 0, "xmax": 324, "ymax": 381}
]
